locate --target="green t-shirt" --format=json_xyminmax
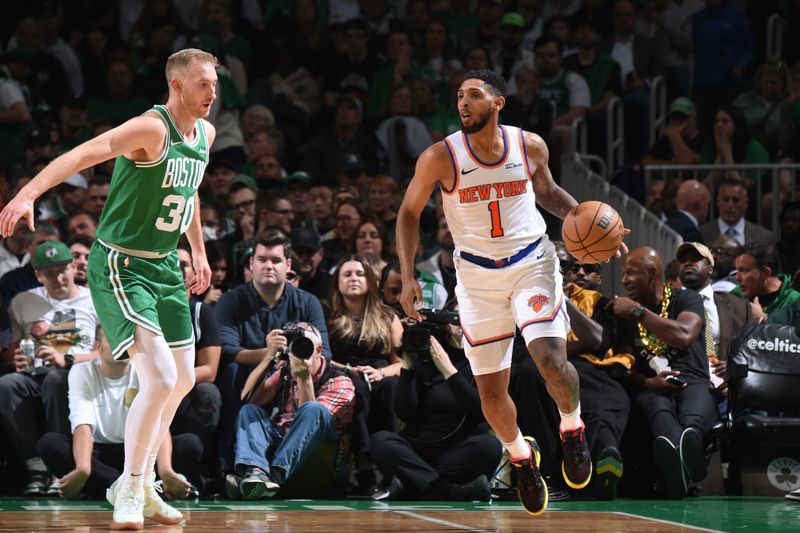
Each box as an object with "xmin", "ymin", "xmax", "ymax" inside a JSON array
[
  {"xmin": 564, "ymin": 53, "xmax": 622, "ymax": 105},
  {"xmin": 87, "ymin": 96, "xmax": 151, "ymax": 125},
  {"xmin": 699, "ymin": 139, "xmax": 770, "ymax": 181},
  {"xmin": 96, "ymin": 105, "xmax": 208, "ymax": 254}
]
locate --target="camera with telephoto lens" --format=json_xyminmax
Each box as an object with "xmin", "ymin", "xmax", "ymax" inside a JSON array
[
  {"xmin": 277, "ymin": 323, "xmax": 316, "ymax": 360},
  {"xmin": 401, "ymin": 308, "xmax": 459, "ymax": 363}
]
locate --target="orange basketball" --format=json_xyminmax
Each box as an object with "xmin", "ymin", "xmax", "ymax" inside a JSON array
[{"xmin": 562, "ymin": 201, "xmax": 625, "ymax": 264}]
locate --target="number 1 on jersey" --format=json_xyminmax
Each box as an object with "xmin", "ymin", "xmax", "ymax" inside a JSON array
[{"xmin": 488, "ymin": 200, "xmax": 504, "ymax": 238}]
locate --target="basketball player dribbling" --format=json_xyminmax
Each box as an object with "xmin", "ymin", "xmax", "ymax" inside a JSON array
[
  {"xmin": 0, "ymin": 49, "xmax": 217, "ymax": 529},
  {"xmin": 397, "ymin": 69, "xmax": 626, "ymax": 515}
]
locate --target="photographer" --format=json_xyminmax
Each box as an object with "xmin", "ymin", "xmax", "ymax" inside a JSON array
[
  {"xmin": 369, "ymin": 308, "xmax": 501, "ymax": 501},
  {"xmin": 227, "ymin": 322, "xmax": 355, "ymax": 499},
  {"xmin": 215, "ymin": 230, "xmax": 330, "ymax": 475}
]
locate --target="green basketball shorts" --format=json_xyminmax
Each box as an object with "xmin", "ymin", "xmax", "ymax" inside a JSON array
[{"xmin": 87, "ymin": 240, "xmax": 194, "ymax": 360}]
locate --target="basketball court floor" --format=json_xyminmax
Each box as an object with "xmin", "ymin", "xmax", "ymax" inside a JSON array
[{"xmin": 0, "ymin": 497, "xmax": 794, "ymax": 532}]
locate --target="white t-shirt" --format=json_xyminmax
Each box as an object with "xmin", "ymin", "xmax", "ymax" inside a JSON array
[
  {"xmin": 611, "ymin": 38, "xmax": 635, "ymax": 82},
  {"xmin": 9, "ymin": 286, "xmax": 98, "ymax": 354},
  {"xmin": 68, "ymin": 359, "xmax": 139, "ymax": 444}
]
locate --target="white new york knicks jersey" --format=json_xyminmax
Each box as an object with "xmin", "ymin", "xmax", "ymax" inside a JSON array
[{"xmin": 441, "ymin": 125, "xmax": 547, "ymax": 260}]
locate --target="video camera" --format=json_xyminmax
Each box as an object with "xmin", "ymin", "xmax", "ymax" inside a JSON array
[
  {"xmin": 401, "ymin": 308, "xmax": 460, "ymax": 363},
  {"xmin": 277, "ymin": 323, "xmax": 316, "ymax": 360}
]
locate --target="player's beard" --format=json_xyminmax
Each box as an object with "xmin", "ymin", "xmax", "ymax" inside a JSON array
[{"xmin": 460, "ymin": 108, "xmax": 492, "ymax": 134}]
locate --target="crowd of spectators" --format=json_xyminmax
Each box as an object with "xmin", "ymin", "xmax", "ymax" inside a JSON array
[{"xmin": 0, "ymin": 0, "xmax": 799, "ymax": 504}]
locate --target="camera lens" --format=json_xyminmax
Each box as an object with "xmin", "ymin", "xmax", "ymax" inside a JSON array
[{"xmin": 290, "ymin": 336, "xmax": 315, "ymax": 359}]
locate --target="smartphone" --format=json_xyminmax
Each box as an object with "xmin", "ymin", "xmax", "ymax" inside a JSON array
[{"xmin": 665, "ymin": 375, "xmax": 687, "ymax": 386}]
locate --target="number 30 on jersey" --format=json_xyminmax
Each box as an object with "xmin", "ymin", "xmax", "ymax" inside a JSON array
[{"xmin": 155, "ymin": 194, "xmax": 194, "ymax": 233}]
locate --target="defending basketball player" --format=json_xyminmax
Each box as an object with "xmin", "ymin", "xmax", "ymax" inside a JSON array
[
  {"xmin": 0, "ymin": 49, "xmax": 217, "ymax": 529},
  {"xmin": 397, "ymin": 69, "xmax": 626, "ymax": 515}
]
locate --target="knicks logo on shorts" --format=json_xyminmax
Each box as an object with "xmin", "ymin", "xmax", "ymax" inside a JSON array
[{"xmin": 528, "ymin": 294, "xmax": 549, "ymax": 312}]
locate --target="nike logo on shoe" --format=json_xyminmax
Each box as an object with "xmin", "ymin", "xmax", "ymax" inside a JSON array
[{"xmin": 461, "ymin": 167, "xmax": 478, "ymax": 175}]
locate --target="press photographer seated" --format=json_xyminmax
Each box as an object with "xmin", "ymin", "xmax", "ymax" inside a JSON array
[
  {"xmin": 369, "ymin": 308, "xmax": 501, "ymax": 501},
  {"xmin": 607, "ymin": 247, "xmax": 717, "ymax": 499},
  {"xmin": 228, "ymin": 322, "xmax": 355, "ymax": 500}
]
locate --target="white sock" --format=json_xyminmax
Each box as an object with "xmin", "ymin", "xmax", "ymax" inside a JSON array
[
  {"xmin": 559, "ymin": 403, "xmax": 582, "ymax": 432},
  {"xmin": 501, "ymin": 430, "xmax": 530, "ymax": 461}
]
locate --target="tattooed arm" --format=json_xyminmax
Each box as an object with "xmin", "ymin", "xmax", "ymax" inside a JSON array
[{"xmin": 524, "ymin": 131, "xmax": 577, "ymax": 219}]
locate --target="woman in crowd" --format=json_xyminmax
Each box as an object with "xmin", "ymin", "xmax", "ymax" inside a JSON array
[
  {"xmin": 367, "ymin": 175, "xmax": 399, "ymax": 241},
  {"xmin": 201, "ymin": 240, "xmax": 230, "ymax": 306},
  {"xmin": 354, "ymin": 220, "xmax": 392, "ymax": 278},
  {"xmin": 328, "ymin": 255, "xmax": 403, "ymax": 491}
]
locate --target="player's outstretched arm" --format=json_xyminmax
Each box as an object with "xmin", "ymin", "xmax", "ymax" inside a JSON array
[
  {"xmin": 524, "ymin": 131, "xmax": 578, "ymax": 220},
  {"xmin": 0, "ymin": 115, "xmax": 166, "ymax": 236},
  {"xmin": 396, "ymin": 144, "xmax": 448, "ymax": 320}
]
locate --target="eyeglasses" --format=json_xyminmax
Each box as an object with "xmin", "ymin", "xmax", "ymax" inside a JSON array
[
  {"xmin": 286, "ymin": 272, "xmax": 299, "ymax": 281},
  {"xmin": 268, "ymin": 209, "xmax": 293, "ymax": 217},
  {"xmin": 232, "ymin": 198, "xmax": 256, "ymax": 211},
  {"xmin": 560, "ymin": 261, "xmax": 600, "ymax": 274}
]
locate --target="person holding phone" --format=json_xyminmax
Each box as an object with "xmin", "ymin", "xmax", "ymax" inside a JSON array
[{"xmin": 606, "ymin": 247, "xmax": 717, "ymax": 500}]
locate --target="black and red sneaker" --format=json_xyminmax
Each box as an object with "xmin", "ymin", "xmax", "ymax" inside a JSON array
[
  {"xmin": 511, "ymin": 437, "xmax": 548, "ymax": 516},
  {"xmin": 560, "ymin": 422, "xmax": 592, "ymax": 489}
]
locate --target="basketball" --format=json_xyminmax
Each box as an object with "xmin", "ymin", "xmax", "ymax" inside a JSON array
[{"xmin": 562, "ymin": 201, "xmax": 625, "ymax": 264}]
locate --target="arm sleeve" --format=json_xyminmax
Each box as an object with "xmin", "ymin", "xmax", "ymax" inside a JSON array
[
  {"xmin": 394, "ymin": 368, "xmax": 420, "ymax": 423},
  {"xmin": 445, "ymin": 365, "xmax": 483, "ymax": 419},
  {"xmin": 316, "ymin": 375, "xmax": 355, "ymax": 424},
  {"xmin": 9, "ymin": 299, "xmax": 22, "ymax": 344},
  {"xmin": 215, "ymin": 291, "xmax": 245, "ymax": 366},
  {"xmin": 68, "ymin": 363, "xmax": 97, "ymax": 435},
  {"xmin": 197, "ymin": 303, "xmax": 221, "ymax": 350},
  {"xmin": 568, "ymin": 73, "xmax": 591, "ymax": 108}
]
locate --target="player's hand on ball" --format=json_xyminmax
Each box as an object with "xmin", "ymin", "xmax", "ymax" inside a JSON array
[
  {"xmin": 614, "ymin": 228, "xmax": 631, "ymax": 258},
  {"xmin": 0, "ymin": 195, "xmax": 35, "ymax": 237},
  {"xmin": 189, "ymin": 254, "xmax": 211, "ymax": 294},
  {"xmin": 399, "ymin": 278, "xmax": 424, "ymax": 321}
]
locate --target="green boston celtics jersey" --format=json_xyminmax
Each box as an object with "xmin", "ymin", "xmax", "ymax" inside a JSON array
[{"xmin": 96, "ymin": 105, "xmax": 208, "ymax": 254}]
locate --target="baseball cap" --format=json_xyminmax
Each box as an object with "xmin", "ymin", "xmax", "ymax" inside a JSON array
[
  {"xmin": 231, "ymin": 174, "xmax": 258, "ymax": 192},
  {"xmin": 290, "ymin": 227, "xmax": 322, "ymax": 252},
  {"xmin": 336, "ymin": 94, "xmax": 364, "ymax": 116},
  {"xmin": 207, "ymin": 157, "xmax": 237, "ymax": 174},
  {"xmin": 669, "ymin": 97, "xmax": 696, "ymax": 117},
  {"xmin": 501, "ymin": 12, "xmax": 525, "ymax": 29},
  {"xmin": 63, "ymin": 173, "xmax": 88, "ymax": 189},
  {"xmin": 25, "ymin": 129, "xmax": 51, "ymax": 148},
  {"xmin": 34, "ymin": 241, "xmax": 73, "ymax": 270},
  {"xmin": 285, "ymin": 171, "xmax": 311, "ymax": 187},
  {"xmin": 342, "ymin": 153, "xmax": 365, "ymax": 174},
  {"xmin": 676, "ymin": 242, "xmax": 714, "ymax": 267}
]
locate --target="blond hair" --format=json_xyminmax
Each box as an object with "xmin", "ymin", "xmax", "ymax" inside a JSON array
[{"xmin": 165, "ymin": 48, "xmax": 219, "ymax": 82}]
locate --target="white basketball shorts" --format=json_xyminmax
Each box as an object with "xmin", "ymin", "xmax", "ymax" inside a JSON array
[{"xmin": 454, "ymin": 237, "xmax": 569, "ymax": 376}]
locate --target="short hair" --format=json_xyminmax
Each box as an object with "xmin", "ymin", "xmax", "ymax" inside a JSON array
[
  {"xmin": 88, "ymin": 175, "xmax": 110, "ymax": 188},
  {"xmin": 718, "ymin": 177, "xmax": 747, "ymax": 192},
  {"xmin": 36, "ymin": 222, "xmax": 61, "ymax": 239},
  {"xmin": 68, "ymin": 233, "xmax": 95, "ymax": 249},
  {"xmin": 463, "ymin": 69, "xmax": 506, "ymax": 97},
  {"xmin": 67, "ymin": 209, "xmax": 99, "ymax": 225},
  {"xmin": 254, "ymin": 229, "xmax": 292, "ymax": 259},
  {"xmin": 534, "ymin": 34, "xmax": 564, "ymax": 55},
  {"xmin": 739, "ymin": 242, "xmax": 781, "ymax": 275},
  {"xmin": 165, "ymin": 48, "xmax": 219, "ymax": 82},
  {"xmin": 779, "ymin": 201, "xmax": 800, "ymax": 222}
]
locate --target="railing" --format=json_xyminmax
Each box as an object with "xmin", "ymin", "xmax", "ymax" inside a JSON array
[
  {"xmin": 766, "ymin": 14, "xmax": 785, "ymax": 60},
  {"xmin": 643, "ymin": 163, "xmax": 800, "ymax": 240},
  {"xmin": 563, "ymin": 156, "xmax": 683, "ymax": 297},
  {"xmin": 571, "ymin": 115, "xmax": 587, "ymax": 156},
  {"xmin": 607, "ymin": 96, "xmax": 624, "ymax": 178},
  {"xmin": 649, "ymin": 76, "xmax": 667, "ymax": 148}
]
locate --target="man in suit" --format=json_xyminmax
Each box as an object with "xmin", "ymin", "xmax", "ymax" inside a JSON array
[
  {"xmin": 676, "ymin": 242, "xmax": 753, "ymax": 416},
  {"xmin": 699, "ymin": 178, "xmax": 775, "ymax": 247},
  {"xmin": 666, "ymin": 180, "xmax": 709, "ymax": 243}
]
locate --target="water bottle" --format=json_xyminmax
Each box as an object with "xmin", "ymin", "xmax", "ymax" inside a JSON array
[{"xmin": 20, "ymin": 339, "xmax": 35, "ymax": 373}]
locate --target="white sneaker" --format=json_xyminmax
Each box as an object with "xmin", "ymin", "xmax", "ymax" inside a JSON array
[
  {"xmin": 108, "ymin": 479, "xmax": 144, "ymax": 530},
  {"xmin": 142, "ymin": 472, "xmax": 184, "ymax": 525},
  {"xmin": 107, "ymin": 474, "xmax": 184, "ymax": 526}
]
